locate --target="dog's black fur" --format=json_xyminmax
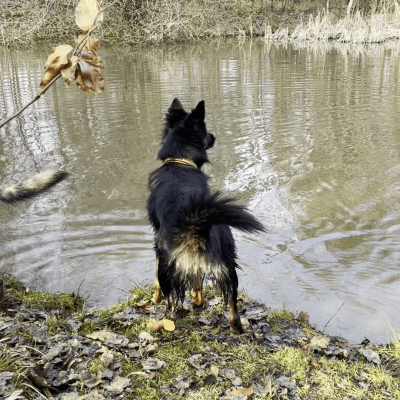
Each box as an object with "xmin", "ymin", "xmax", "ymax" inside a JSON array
[{"xmin": 147, "ymin": 98, "xmax": 264, "ymax": 333}]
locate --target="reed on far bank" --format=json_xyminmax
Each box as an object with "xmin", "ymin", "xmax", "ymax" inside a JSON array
[{"xmin": 0, "ymin": 0, "xmax": 400, "ymax": 47}]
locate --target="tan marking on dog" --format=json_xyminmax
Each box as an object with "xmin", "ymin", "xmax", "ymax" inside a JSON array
[
  {"xmin": 191, "ymin": 274, "xmax": 206, "ymax": 307},
  {"xmin": 172, "ymin": 238, "xmax": 227, "ymax": 281},
  {"xmin": 151, "ymin": 259, "xmax": 164, "ymax": 304}
]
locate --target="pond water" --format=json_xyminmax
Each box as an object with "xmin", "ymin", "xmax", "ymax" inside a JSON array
[{"xmin": 1, "ymin": 41, "xmax": 400, "ymax": 343}]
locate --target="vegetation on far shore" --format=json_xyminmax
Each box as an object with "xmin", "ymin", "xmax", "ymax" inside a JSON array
[
  {"xmin": 1, "ymin": 0, "xmax": 400, "ymax": 47},
  {"xmin": 1, "ymin": 273, "xmax": 400, "ymax": 399}
]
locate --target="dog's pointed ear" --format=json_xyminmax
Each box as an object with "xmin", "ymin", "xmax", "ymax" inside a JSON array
[
  {"xmin": 170, "ymin": 98, "xmax": 183, "ymax": 111},
  {"xmin": 165, "ymin": 98, "xmax": 187, "ymax": 130},
  {"xmin": 191, "ymin": 100, "xmax": 205, "ymax": 121}
]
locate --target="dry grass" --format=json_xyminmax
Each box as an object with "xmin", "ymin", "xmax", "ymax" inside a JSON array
[
  {"xmin": 290, "ymin": 1, "xmax": 400, "ymax": 43},
  {"xmin": 0, "ymin": 0, "xmax": 399, "ymax": 47}
]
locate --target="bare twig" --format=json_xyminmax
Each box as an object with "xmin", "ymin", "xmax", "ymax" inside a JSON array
[
  {"xmin": 323, "ymin": 302, "xmax": 345, "ymax": 333},
  {"xmin": 21, "ymin": 383, "xmax": 48, "ymax": 400},
  {"xmin": 0, "ymin": 74, "xmax": 61, "ymax": 129},
  {"xmin": 0, "ymin": 1, "xmax": 117, "ymax": 130}
]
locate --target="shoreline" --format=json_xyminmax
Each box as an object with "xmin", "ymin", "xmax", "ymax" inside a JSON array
[
  {"xmin": 1, "ymin": 1, "xmax": 400, "ymax": 48},
  {"xmin": 1, "ymin": 273, "xmax": 399, "ymax": 399}
]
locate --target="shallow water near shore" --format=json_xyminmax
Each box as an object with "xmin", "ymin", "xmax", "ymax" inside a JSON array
[{"xmin": 1, "ymin": 40, "xmax": 400, "ymax": 343}]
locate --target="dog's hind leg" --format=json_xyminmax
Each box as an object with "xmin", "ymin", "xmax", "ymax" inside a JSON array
[
  {"xmin": 191, "ymin": 274, "xmax": 206, "ymax": 307},
  {"xmin": 167, "ymin": 293, "xmax": 177, "ymax": 322},
  {"xmin": 151, "ymin": 259, "xmax": 164, "ymax": 304},
  {"xmin": 226, "ymin": 267, "xmax": 244, "ymax": 334},
  {"xmin": 228, "ymin": 295, "xmax": 244, "ymax": 334}
]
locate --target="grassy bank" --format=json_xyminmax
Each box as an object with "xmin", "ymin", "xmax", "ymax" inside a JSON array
[
  {"xmin": 1, "ymin": 273, "xmax": 400, "ymax": 399},
  {"xmin": 1, "ymin": 0, "xmax": 400, "ymax": 47}
]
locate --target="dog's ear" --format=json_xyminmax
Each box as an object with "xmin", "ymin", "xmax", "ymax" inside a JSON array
[
  {"xmin": 170, "ymin": 98, "xmax": 183, "ymax": 111},
  {"xmin": 165, "ymin": 98, "xmax": 186, "ymax": 129},
  {"xmin": 190, "ymin": 100, "xmax": 205, "ymax": 121}
]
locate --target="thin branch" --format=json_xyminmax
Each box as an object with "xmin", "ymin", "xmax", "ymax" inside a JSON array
[
  {"xmin": 322, "ymin": 302, "xmax": 345, "ymax": 333},
  {"xmin": 0, "ymin": 0, "xmax": 117, "ymax": 130},
  {"xmin": 0, "ymin": 73, "xmax": 61, "ymax": 129}
]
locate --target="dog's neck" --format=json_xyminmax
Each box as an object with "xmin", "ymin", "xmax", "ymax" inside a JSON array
[{"xmin": 162, "ymin": 157, "xmax": 198, "ymax": 168}]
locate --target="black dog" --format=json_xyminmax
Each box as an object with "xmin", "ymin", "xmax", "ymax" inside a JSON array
[{"xmin": 147, "ymin": 99, "xmax": 264, "ymax": 333}]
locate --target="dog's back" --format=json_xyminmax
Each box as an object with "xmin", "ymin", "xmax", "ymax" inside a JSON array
[{"xmin": 147, "ymin": 99, "xmax": 264, "ymax": 333}]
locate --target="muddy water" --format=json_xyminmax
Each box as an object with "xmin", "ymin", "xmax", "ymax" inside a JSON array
[{"xmin": 1, "ymin": 41, "xmax": 400, "ymax": 343}]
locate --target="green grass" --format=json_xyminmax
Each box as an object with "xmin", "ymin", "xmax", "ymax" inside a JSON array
[
  {"xmin": 4, "ymin": 275, "xmax": 84, "ymax": 312},
  {"xmin": 88, "ymin": 357, "xmax": 107, "ymax": 374}
]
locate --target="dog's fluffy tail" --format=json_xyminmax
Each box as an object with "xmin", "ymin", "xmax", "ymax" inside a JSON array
[
  {"xmin": 0, "ymin": 171, "xmax": 68, "ymax": 203},
  {"xmin": 184, "ymin": 192, "xmax": 265, "ymax": 234}
]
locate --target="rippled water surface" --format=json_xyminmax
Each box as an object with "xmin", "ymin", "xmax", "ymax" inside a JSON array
[{"xmin": 1, "ymin": 41, "xmax": 400, "ymax": 343}]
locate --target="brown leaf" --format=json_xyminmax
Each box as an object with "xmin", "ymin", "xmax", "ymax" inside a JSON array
[
  {"xmin": 81, "ymin": 50, "xmax": 104, "ymax": 68},
  {"xmin": 134, "ymin": 300, "xmax": 154, "ymax": 310},
  {"xmin": 75, "ymin": 59, "xmax": 104, "ymax": 93},
  {"xmin": 40, "ymin": 44, "xmax": 73, "ymax": 91},
  {"xmin": 77, "ymin": 34, "xmax": 100, "ymax": 56},
  {"xmin": 61, "ymin": 56, "xmax": 78, "ymax": 87},
  {"xmin": 230, "ymin": 387, "xmax": 254, "ymax": 396},
  {"xmin": 75, "ymin": 0, "xmax": 103, "ymax": 32}
]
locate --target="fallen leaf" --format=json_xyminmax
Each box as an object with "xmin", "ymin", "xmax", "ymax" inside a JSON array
[
  {"xmin": 40, "ymin": 44, "xmax": 73, "ymax": 91},
  {"xmin": 104, "ymin": 376, "xmax": 130, "ymax": 393},
  {"xmin": 75, "ymin": 0, "xmax": 103, "ymax": 32},
  {"xmin": 230, "ymin": 387, "xmax": 254, "ymax": 396},
  {"xmin": 309, "ymin": 335, "xmax": 330, "ymax": 350},
  {"xmin": 359, "ymin": 349, "xmax": 381, "ymax": 364},
  {"xmin": 86, "ymin": 330, "xmax": 120, "ymax": 341},
  {"xmin": 141, "ymin": 358, "xmax": 165, "ymax": 371}
]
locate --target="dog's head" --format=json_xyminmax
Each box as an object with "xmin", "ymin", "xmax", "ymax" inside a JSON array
[{"xmin": 159, "ymin": 99, "xmax": 215, "ymax": 166}]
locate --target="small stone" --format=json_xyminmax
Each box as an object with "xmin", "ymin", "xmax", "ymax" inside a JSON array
[
  {"xmin": 276, "ymin": 376, "xmax": 298, "ymax": 393},
  {"xmin": 86, "ymin": 330, "xmax": 120, "ymax": 342},
  {"xmin": 210, "ymin": 365, "xmax": 219, "ymax": 377},
  {"xmin": 204, "ymin": 374, "xmax": 217, "ymax": 385},
  {"xmin": 78, "ymin": 393, "xmax": 106, "ymax": 400},
  {"xmin": 104, "ymin": 376, "xmax": 130, "ymax": 394},
  {"xmin": 173, "ymin": 378, "xmax": 190, "ymax": 390},
  {"xmin": 142, "ymin": 358, "xmax": 166, "ymax": 371},
  {"xmin": 232, "ymin": 377, "xmax": 243, "ymax": 386},
  {"xmin": 160, "ymin": 384, "xmax": 170, "ymax": 393},
  {"xmin": 188, "ymin": 354, "xmax": 207, "ymax": 369},
  {"xmin": 219, "ymin": 368, "xmax": 236, "ymax": 379},
  {"xmin": 196, "ymin": 369, "xmax": 206, "ymax": 377},
  {"xmin": 138, "ymin": 332, "xmax": 155, "ymax": 343}
]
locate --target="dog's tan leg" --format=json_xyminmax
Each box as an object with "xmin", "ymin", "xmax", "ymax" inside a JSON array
[
  {"xmin": 151, "ymin": 259, "xmax": 164, "ymax": 304},
  {"xmin": 228, "ymin": 296, "xmax": 244, "ymax": 334},
  {"xmin": 167, "ymin": 293, "xmax": 177, "ymax": 322},
  {"xmin": 192, "ymin": 274, "xmax": 206, "ymax": 307}
]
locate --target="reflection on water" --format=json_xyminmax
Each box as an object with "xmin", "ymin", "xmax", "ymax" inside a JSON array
[{"xmin": 1, "ymin": 40, "xmax": 400, "ymax": 343}]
